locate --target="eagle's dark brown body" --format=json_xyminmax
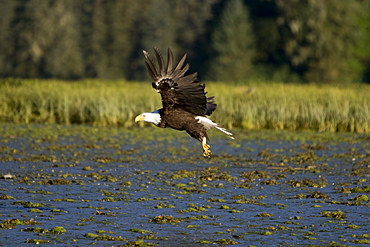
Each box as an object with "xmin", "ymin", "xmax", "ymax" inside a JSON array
[
  {"xmin": 157, "ymin": 108, "xmax": 209, "ymax": 142},
  {"xmin": 135, "ymin": 47, "xmax": 233, "ymax": 157}
]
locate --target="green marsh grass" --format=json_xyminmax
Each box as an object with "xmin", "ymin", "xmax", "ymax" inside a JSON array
[{"xmin": 0, "ymin": 79, "xmax": 369, "ymax": 133}]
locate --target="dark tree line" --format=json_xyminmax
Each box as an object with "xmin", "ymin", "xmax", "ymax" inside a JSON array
[{"xmin": 0, "ymin": 0, "xmax": 369, "ymax": 83}]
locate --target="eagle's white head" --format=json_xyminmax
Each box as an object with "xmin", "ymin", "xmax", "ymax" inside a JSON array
[{"xmin": 135, "ymin": 110, "xmax": 161, "ymax": 126}]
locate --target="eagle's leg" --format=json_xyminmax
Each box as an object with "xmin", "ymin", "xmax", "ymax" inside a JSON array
[{"xmin": 202, "ymin": 137, "xmax": 211, "ymax": 158}]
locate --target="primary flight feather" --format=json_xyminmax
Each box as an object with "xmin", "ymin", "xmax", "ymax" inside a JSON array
[{"xmin": 135, "ymin": 47, "xmax": 234, "ymax": 158}]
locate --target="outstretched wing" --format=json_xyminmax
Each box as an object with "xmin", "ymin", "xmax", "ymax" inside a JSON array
[{"xmin": 143, "ymin": 47, "xmax": 216, "ymax": 116}]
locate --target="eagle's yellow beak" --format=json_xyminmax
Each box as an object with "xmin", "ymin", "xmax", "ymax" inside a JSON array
[{"xmin": 135, "ymin": 115, "xmax": 145, "ymax": 122}]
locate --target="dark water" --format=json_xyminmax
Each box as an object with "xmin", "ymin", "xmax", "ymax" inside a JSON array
[{"xmin": 0, "ymin": 124, "xmax": 369, "ymax": 246}]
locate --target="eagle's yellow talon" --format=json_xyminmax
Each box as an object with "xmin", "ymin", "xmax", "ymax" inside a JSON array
[
  {"xmin": 202, "ymin": 138, "xmax": 211, "ymax": 158},
  {"xmin": 203, "ymin": 149, "xmax": 211, "ymax": 158}
]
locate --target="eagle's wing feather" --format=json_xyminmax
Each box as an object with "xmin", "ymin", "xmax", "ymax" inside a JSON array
[
  {"xmin": 143, "ymin": 47, "xmax": 216, "ymax": 116},
  {"xmin": 166, "ymin": 48, "xmax": 173, "ymax": 74},
  {"xmin": 154, "ymin": 48, "xmax": 166, "ymax": 77},
  {"xmin": 143, "ymin": 51, "xmax": 159, "ymax": 81}
]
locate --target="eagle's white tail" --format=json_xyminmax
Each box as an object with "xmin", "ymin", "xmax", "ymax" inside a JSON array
[
  {"xmin": 195, "ymin": 116, "xmax": 234, "ymax": 139},
  {"xmin": 215, "ymin": 126, "xmax": 234, "ymax": 139}
]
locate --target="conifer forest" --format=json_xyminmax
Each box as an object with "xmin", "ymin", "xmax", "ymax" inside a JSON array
[{"xmin": 1, "ymin": 0, "xmax": 370, "ymax": 83}]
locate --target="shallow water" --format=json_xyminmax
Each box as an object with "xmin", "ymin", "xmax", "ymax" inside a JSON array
[{"xmin": 0, "ymin": 124, "xmax": 369, "ymax": 246}]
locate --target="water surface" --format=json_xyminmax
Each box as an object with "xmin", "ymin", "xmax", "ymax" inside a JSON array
[{"xmin": 0, "ymin": 124, "xmax": 369, "ymax": 246}]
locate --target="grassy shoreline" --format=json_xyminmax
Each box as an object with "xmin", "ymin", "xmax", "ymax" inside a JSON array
[{"xmin": 0, "ymin": 79, "xmax": 369, "ymax": 133}]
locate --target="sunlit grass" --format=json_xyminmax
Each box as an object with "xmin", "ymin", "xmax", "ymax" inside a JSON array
[
  {"xmin": 208, "ymin": 82, "xmax": 370, "ymax": 133},
  {"xmin": 0, "ymin": 78, "xmax": 369, "ymax": 133}
]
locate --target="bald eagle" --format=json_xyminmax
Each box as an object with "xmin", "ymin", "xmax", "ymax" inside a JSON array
[{"xmin": 135, "ymin": 48, "xmax": 234, "ymax": 158}]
